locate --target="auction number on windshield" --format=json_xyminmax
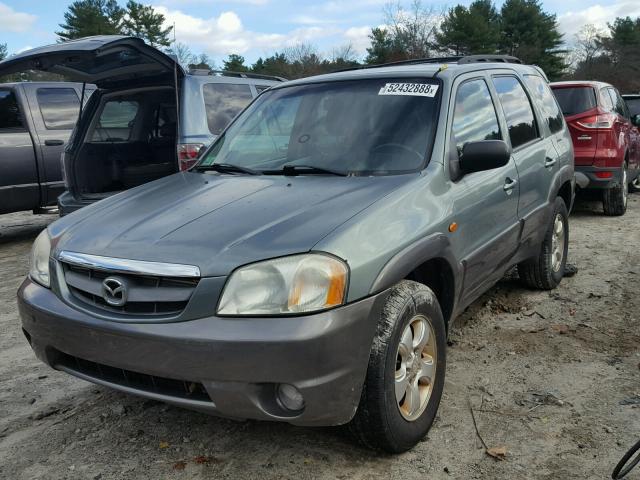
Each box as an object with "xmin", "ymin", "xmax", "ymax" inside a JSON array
[{"xmin": 378, "ymin": 83, "xmax": 439, "ymax": 97}]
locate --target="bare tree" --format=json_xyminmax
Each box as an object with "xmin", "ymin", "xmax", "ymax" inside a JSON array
[
  {"xmin": 331, "ymin": 44, "xmax": 358, "ymax": 63},
  {"xmin": 284, "ymin": 43, "xmax": 324, "ymax": 77},
  {"xmin": 382, "ymin": 0, "xmax": 445, "ymax": 59},
  {"xmin": 572, "ymin": 24, "xmax": 604, "ymax": 68},
  {"xmin": 166, "ymin": 42, "xmax": 195, "ymax": 68}
]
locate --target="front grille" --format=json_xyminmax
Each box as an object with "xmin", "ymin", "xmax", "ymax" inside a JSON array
[
  {"xmin": 61, "ymin": 263, "xmax": 199, "ymax": 316},
  {"xmin": 55, "ymin": 351, "xmax": 212, "ymax": 403}
]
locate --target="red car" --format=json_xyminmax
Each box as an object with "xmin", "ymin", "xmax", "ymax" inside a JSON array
[{"xmin": 551, "ymin": 81, "xmax": 640, "ymax": 215}]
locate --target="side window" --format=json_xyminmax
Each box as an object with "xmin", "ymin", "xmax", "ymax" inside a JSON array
[
  {"xmin": 0, "ymin": 89, "xmax": 25, "ymax": 131},
  {"xmin": 452, "ymin": 79, "xmax": 501, "ymax": 157},
  {"xmin": 523, "ymin": 75, "xmax": 564, "ymax": 134},
  {"xmin": 600, "ymin": 88, "xmax": 614, "ymax": 112},
  {"xmin": 492, "ymin": 76, "xmax": 539, "ymax": 149},
  {"xmin": 92, "ymin": 100, "xmax": 139, "ymax": 142},
  {"xmin": 609, "ymin": 88, "xmax": 629, "ymax": 118},
  {"xmin": 202, "ymin": 83, "xmax": 253, "ymax": 135},
  {"xmin": 37, "ymin": 88, "xmax": 80, "ymax": 130}
]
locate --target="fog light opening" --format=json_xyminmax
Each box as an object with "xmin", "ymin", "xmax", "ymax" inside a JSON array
[{"xmin": 277, "ymin": 383, "xmax": 305, "ymax": 412}]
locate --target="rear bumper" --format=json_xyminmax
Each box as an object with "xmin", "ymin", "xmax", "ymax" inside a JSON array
[
  {"xmin": 574, "ymin": 165, "xmax": 623, "ymax": 190},
  {"xmin": 57, "ymin": 191, "xmax": 91, "ymax": 216},
  {"xmin": 18, "ymin": 277, "xmax": 387, "ymax": 426}
]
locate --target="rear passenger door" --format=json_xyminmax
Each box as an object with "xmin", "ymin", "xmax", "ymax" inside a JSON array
[
  {"xmin": 25, "ymin": 86, "xmax": 81, "ymax": 205},
  {"xmin": 447, "ymin": 75, "xmax": 520, "ymax": 303},
  {"xmin": 491, "ymin": 74, "xmax": 552, "ymax": 243}
]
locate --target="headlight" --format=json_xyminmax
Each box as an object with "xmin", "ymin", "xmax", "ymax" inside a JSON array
[
  {"xmin": 217, "ymin": 254, "xmax": 348, "ymax": 315},
  {"xmin": 29, "ymin": 229, "xmax": 52, "ymax": 288}
]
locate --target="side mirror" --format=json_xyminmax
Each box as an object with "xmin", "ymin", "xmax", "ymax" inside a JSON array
[
  {"xmin": 459, "ymin": 140, "xmax": 511, "ymax": 175},
  {"xmin": 632, "ymin": 114, "xmax": 640, "ymax": 127}
]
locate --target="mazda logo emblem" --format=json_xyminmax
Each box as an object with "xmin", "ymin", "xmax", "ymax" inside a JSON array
[{"xmin": 101, "ymin": 277, "xmax": 128, "ymax": 307}]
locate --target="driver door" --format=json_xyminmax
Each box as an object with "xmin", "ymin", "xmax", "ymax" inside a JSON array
[{"xmin": 445, "ymin": 74, "xmax": 520, "ymax": 305}]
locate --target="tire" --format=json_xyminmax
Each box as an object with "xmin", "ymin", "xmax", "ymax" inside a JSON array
[
  {"xmin": 602, "ymin": 164, "xmax": 628, "ymax": 216},
  {"xmin": 349, "ymin": 280, "xmax": 447, "ymax": 453},
  {"xmin": 629, "ymin": 174, "xmax": 640, "ymax": 193},
  {"xmin": 518, "ymin": 196, "xmax": 569, "ymax": 290}
]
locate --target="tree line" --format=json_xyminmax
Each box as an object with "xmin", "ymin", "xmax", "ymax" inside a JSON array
[{"xmin": 0, "ymin": 0, "xmax": 638, "ymax": 90}]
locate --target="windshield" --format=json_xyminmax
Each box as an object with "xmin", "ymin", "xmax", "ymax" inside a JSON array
[
  {"xmin": 552, "ymin": 86, "xmax": 597, "ymax": 116},
  {"xmin": 198, "ymin": 78, "xmax": 441, "ymax": 175}
]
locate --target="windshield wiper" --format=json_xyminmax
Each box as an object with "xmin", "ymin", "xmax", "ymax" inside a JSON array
[
  {"xmin": 262, "ymin": 164, "xmax": 348, "ymax": 177},
  {"xmin": 194, "ymin": 163, "xmax": 259, "ymax": 175}
]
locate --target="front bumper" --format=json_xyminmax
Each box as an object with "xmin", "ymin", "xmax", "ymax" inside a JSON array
[
  {"xmin": 18, "ymin": 278, "xmax": 387, "ymax": 426},
  {"xmin": 574, "ymin": 165, "xmax": 623, "ymax": 190}
]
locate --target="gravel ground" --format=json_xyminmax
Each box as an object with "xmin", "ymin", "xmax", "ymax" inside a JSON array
[{"xmin": 0, "ymin": 195, "xmax": 639, "ymax": 480}]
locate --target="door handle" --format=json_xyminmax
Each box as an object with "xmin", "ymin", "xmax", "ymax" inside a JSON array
[
  {"xmin": 44, "ymin": 139, "xmax": 64, "ymax": 146},
  {"xmin": 503, "ymin": 177, "xmax": 518, "ymax": 192},
  {"xmin": 544, "ymin": 157, "xmax": 557, "ymax": 168}
]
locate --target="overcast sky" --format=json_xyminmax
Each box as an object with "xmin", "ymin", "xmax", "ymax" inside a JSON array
[{"xmin": 1, "ymin": 0, "xmax": 640, "ymax": 64}]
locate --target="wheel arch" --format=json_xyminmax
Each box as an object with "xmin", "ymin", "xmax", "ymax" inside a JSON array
[{"xmin": 369, "ymin": 233, "xmax": 461, "ymax": 330}]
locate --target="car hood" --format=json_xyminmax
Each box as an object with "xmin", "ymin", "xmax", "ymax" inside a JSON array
[{"xmin": 50, "ymin": 172, "xmax": 411, "ymax": 277}]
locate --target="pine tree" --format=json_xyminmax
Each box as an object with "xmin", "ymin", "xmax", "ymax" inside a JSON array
[
  {"xmin": 223, "ymin": 54, "xmax": 249, "ymax": 72},
  {"xmin": 498, "ymin": 0, "xmax": 566, "ymax": 79},
  {"xmin": 0, "ymin": 43, "xmax": 7, "ymax": 62},
  {"xmin": 437, "ymin": 0, "xmax": 500, "ymax": 55},
  {"xmin": 122, "ymin": 1, "xmax": 173, "ymax": 47},
  {"xmin": 57, "ymin": 0, "xmax": 124, "ymax": 41}
]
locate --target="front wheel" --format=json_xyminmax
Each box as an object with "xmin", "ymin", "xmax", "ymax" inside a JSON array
[
  {"xmin": 518, "ymin": 196, "xmax": 569, "ymax": 290},
  {"xmin": 349, "ymin": 280, "xmax": 447, "ymax": 453},
  {"xmin": 603, "ymin": 165, "xmax": 628, "ymax": 216}
]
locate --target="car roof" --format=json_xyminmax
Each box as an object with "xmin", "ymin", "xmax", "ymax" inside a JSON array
[
  {"xmin": 278, "ymin": 61, "xmax": 543, "ymax": 89},
  {"xmin": 550, "ymin": 80, "xmax": 612, "ymax": 89},
  {"xmin": 185, "ymin": 73, "xmax": 281, "ymax": 86}
]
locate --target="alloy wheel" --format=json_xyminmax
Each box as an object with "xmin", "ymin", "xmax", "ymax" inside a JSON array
[
  {"xmin": 551, "ymin": 213, "xmax": 566, "ymax": 273},
  {"xmin": 395, "ymin": 315, "xmax": 437, "ymax": 421}
]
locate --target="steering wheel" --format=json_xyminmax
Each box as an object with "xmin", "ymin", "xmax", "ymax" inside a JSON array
[{"xmin": 370, "ymin": 143, "xmax": 424, "ymax": 164}]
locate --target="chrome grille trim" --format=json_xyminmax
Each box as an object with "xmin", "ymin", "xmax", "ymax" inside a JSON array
[{"xmin": 58, "ymin": 251, "xmax": 201, "ymax": 278}]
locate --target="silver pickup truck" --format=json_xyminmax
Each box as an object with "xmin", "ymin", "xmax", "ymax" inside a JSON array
[{"xmin": 0, "ymin": 82, "xmax": 93, "ymax": 215}]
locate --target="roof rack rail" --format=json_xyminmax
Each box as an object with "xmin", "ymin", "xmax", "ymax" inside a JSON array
[
  {"xmin": 337, "ymin": 54, "xmax": 522, "ymax": 73},
  {"xmin": 188, "ymin": 68, "xmax": 286, "ymax": 82}
]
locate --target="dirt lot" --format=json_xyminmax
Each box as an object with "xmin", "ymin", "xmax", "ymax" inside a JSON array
[{"xmin": 0, "ymin": 194, "xmax": 639, "ymax": 480}]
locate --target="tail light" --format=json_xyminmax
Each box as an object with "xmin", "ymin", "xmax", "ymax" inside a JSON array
[
  {"xmin": 177, "ymin": 143, "xmax": 205, "ymax": 171},
  {"xmin": 595, "ymin": 171, "xmax": 613, "ymax": 179},
  {"xmin": 576, "ymin": 114, "xmax": 616, "ymax": 129}
]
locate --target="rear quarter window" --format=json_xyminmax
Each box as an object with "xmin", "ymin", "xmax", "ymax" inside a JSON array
[
  {"xmin": 92, "ymin": 100, "xmax": 139, "ymax": 141},
  {"xmin": 37, "ymin": 88, "xmax": 80, "ymax": 130},
  {"xmin": 552, "ymin": 87, "xmax": 597, "ymax": 116},
  {"xmin": 203, "ymin": 83, "xmax": 253, "ymax": 135},
  {"xmin": 523, "ymin": 75, "xmax": 564, "ymax": 134}
]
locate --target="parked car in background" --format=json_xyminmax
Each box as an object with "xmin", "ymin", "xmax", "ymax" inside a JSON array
[
  {"xmin": 0, "ymin": 36, "xmax": 282, "ymax": 216},
  {"xmin": 550, "ymin": 81, "xmax": 640, "ymax": 215},
  {"xmin": 19, "ymin": 55, "xmax": 574, "ymax": 452},
  {"xmin": 621, "ymin": 93, "xmax": 640, "ymax": 191},
  {"xmin": 0, "ymin": 82, "xmax": 94, "ymax": 215}
]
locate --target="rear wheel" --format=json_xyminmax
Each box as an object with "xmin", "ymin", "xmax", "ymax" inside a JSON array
[
  {"xmin": 603, "ymin": 165, "xmax": 628, "ymax": 216},
  {"xmin": 349, "ymin": 280, "xmax": 446, "ymax": 453},
  {"xmin": 518, "ymin": 196, "xmax": 568, "ymax": 290},
  {"xmin": 630, "ymin": 175, "xmax": 640, "ymax": 193}
]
